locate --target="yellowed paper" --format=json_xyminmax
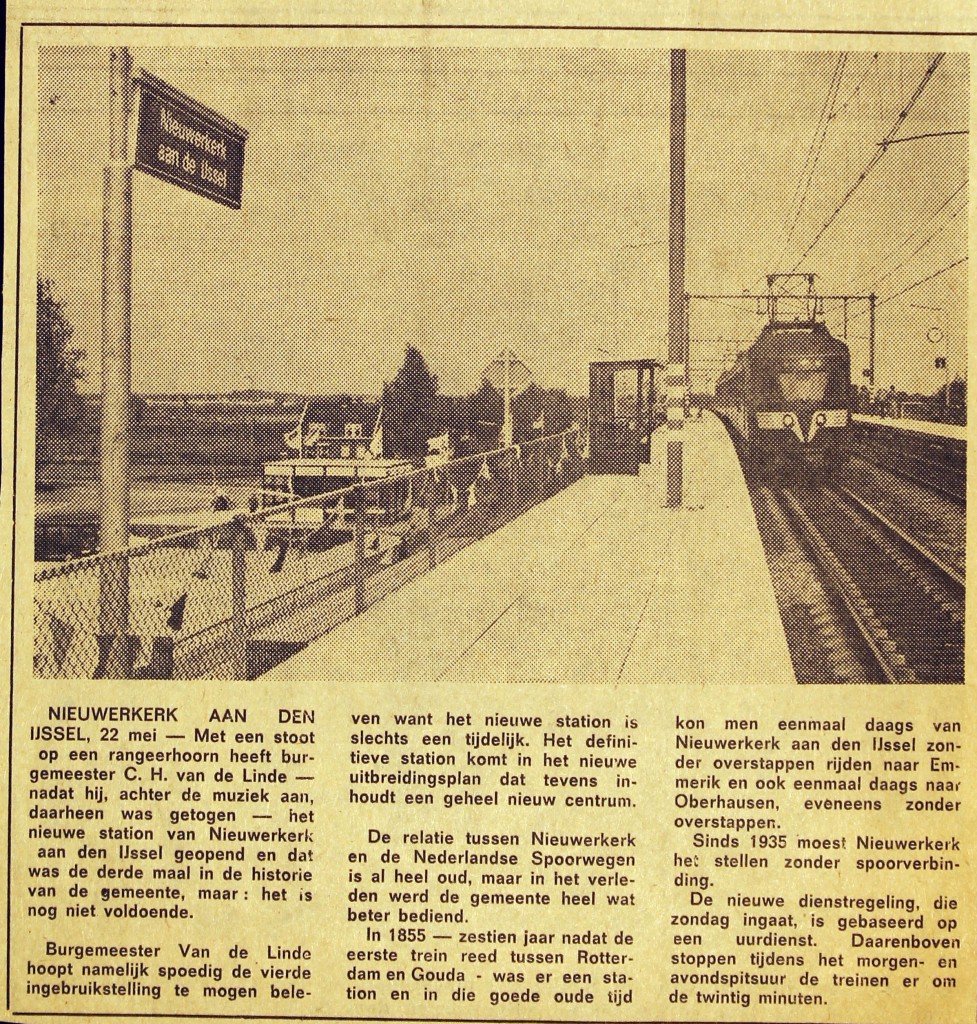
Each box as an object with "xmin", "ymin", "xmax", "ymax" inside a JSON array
[{"xmin": 3, "ymin": 3, "xmax": 976, "ymax": 1023}]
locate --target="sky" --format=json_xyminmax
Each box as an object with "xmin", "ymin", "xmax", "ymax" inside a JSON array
[{"xmin": 36, "ymin": 44, "xmax": 968, "ymax": 396}]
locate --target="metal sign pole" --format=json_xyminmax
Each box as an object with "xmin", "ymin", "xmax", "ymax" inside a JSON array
[
  {"xmin": 98, "ymin": 46, "xmax": 134, "ymax": 676},
  {"xmin": 666, "ymin": 49, "xmax": 687, "ymax": 507},
  {"xmin": 502, "ymin": 348, "xmax": 513, "ymax": 448},
  {"xmin": 868, "ymin": 293, "xmax": 876, "ymax": 389}
]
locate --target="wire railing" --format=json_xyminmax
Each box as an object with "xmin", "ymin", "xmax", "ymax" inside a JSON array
[{"xmin": 34, "ymin": 429, "xmax": 585, "ymax": 679}]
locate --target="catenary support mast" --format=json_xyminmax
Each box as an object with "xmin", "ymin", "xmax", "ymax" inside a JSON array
[{"xmin": 666, "ymin": 49, "xmax": 687, "ymax": 507}]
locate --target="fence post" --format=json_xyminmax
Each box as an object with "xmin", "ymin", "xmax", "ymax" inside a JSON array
[
  {"xmin": 414, "ymin": 471, "xmax": 436, "ymax": 571},
  {"xmin": 96, "ymin": 553, "xmax": 136, "ymax": 678},
  {"xmin": 428, "ymin": 518, "xmax": 437, "ymax": 571},
  {"xmin": 231, "ymin": 520, "xmax": 248, "ymax": 678},
  {"xmin": 353, "ymin": 484, "xmax": 366, "ymax": 614}
]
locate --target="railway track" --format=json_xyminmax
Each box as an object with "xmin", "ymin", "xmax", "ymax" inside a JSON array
[
  {"xmin": 841, "ymin": 457, "xmax": 965, "ymax": 581},
  {"xmin": 758, "ymin": 483, "xmax": 964, "ymax": 683}
]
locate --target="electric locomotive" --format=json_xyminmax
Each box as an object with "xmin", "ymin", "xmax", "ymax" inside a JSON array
[{"xmin": 714, "ymin": 311, "xmax": 851, "ymax": 478}]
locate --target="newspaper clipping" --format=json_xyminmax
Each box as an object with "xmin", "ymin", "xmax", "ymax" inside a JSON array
[{"xmin": 3, "ymin": 2, "xmax": 975, "ymax": 1023}]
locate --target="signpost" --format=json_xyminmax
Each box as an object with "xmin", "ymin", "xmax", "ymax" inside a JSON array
[
  {"xmin": 98, "ymin": 48, "xmax": 247, "ymax": 676},
  {"xmin": 99, "ymin": 47, "xmax": 135, "ymax": 677},
  {"xmin": 134, "ymin": 71, "xmax": 247, "ymax": 209},
  {"xmin": 483, "ymin": 350, "xmax": 532, "ymax": 448}
]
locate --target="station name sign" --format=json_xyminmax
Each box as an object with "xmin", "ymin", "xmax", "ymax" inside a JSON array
[{"xmin": 134, "ymin": 71, "xmax": 247, "ymax": 209}]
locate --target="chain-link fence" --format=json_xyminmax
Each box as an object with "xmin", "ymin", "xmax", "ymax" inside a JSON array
[{"xmin": 34, "ymin": 429, "xmax": 585, "ymax": 679}]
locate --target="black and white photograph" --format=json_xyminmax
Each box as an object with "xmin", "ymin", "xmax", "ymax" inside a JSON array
[
  {"xmin": 29, "ymin": 44, "xmax": 967, "ymax": 682},
  {"xmin": 6, "ymin": 10, "xmax": 977, "ymax": 1024}
]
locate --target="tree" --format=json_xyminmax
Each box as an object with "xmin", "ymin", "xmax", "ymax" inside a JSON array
[
  {"xmin": 382, "ymin": 345, "xmax": 438, "ymax": 462},
  {"xmin": 468, "ymin": 380, "xmax": 504, "ymax": 452},
  {"xmin": 36, "ymin": 277, "xmax": 84, "ymax": 437},
  {"xmin": 467, "ymin": 381, "xmax": 578, "ymax": 451}
]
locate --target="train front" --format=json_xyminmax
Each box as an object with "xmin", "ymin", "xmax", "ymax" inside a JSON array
[{"xmin": 748, "ymin": 324, "xmax": 851, "ymax": 475}]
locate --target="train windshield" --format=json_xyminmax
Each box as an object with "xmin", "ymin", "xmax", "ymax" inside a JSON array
[
  {"xmin": 763, "ymin": 329, "xmax": 842, "ymax": 403},
  {"xmin": 777, "ymin": 371, "xmax": 828, "ymax": 402}
]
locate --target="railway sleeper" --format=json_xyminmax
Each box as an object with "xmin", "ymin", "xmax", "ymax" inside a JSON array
[
  {"xmin": 757, "ymin": 487, "xmax": 883, "ymax": 683},
  {"xmin": 783, "ymin": 491, "xmax": 917, "ymax": 683},
  {"xmin": 830, "ymin": 492, "xmax": 962, "ymax": 614}
]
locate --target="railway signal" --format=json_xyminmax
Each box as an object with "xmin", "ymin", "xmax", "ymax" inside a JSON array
[{"xmin": 926, "ymin": 327, "xmax": 950, "ymax": 411}]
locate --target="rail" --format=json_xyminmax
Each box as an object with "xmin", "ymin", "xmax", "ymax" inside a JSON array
[{"xmin": 33, "ymin": 429, "xmax": 585, "ymax": 679}]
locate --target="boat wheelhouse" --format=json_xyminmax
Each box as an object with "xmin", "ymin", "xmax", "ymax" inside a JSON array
[{"xmin": 261, "ymin": 421, "xmax": 414, "ymax": 536}]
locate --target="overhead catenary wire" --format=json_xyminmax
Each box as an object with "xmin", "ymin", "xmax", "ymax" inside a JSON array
[
  {"xmin": 875, "ymin": 256, "xmax": 967, "ymax": 308},
  {"xmin": 786, "ymin": 53, "xmax": 946, "ymax": 275},
  {"xmin": 822, "ymin": 183, "xmax": 967, "ymax": 325},
  {"xmin": 837, "ymin": 256, "xmax": 967, "ymax": 325},
  {"xmin": 880, "ymin": 129, "xmax": 968, "ymax": 147},
  {"xmin": 854, "ymin": 179, "xmax": 967, "ymax": 289},
  {"xmin": 859, "ymin": 201, "xmax": 966, "ymax": 294},
  {"xmin": 832, "ymin": 52, "xmax": 880, "ymax": 121},
  {"xmin": 776, "ymin": 54, "xmax": 848, "ymax": 266},
  {"xmin": 748, "ymin": 53, "xmax": 848, "ymax": 294}
]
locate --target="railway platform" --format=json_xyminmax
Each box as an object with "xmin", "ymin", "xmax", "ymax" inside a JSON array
[
  {"xmin": 850, "ymin": 413, "xmax": 966, "ymax": 503},
  {"xmin": 852, "ymin": 413, "xmax": 966, "ymax": 441},
  {"xmin": 265, "ymin": 411, "xmax": 795, "ymax": 684}
]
